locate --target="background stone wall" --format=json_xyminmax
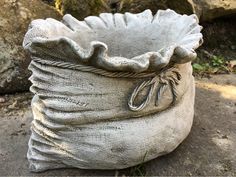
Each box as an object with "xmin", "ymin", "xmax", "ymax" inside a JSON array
[
  {"xmin": 55, "ymin": 0, "xmax": 236, "ymax": 21},
  {"xmin": 0, "ymin": 0, "xmax": 61, "ymax": 94}
]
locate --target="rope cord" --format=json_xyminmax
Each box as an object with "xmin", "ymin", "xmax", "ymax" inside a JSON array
[
  {"xmin": 32, "ymin": 59, "xmax": 181, "ymax": 112},
  {"xmin": 32, "ymin": 59, "xmax": 156, "ymax": 78}
]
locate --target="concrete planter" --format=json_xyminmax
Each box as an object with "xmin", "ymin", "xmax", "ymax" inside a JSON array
[{"xmin": 23, "ymin": 9, "xmax": 203, "ymax": 172}]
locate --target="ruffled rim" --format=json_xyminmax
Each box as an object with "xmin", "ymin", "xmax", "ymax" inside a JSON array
[{"xmin": 23, "ymin": 9, "xmax": 203, "ymax": 73}]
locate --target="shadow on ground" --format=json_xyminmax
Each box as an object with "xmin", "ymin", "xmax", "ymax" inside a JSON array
[{"xmin": 0, "ymin": 74, "xmax": 235, "ymax": 176}]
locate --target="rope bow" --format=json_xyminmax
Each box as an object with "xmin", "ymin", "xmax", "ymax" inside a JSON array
[{"xmin": 128, "ymin": 68, "xmax": 182, "ymax": 111}]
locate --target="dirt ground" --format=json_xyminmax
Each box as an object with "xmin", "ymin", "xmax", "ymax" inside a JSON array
[{"xmin": 0, "ymin": 74, "xmax": 235, "ymax": 176}]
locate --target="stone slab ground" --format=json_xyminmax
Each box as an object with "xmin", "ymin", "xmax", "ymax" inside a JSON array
[{"xmin": 0, "ymin": 74, "xmax": 235, "ymax": 176}]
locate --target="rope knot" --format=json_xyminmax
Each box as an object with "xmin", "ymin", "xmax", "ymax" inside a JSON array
[{"xmin": 128, "ymin": 67, "xmax": 181, "ymax": 112}]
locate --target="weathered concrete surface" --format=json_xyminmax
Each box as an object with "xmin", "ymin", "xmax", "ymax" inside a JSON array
[{"xmin": 0, "ymin": 74, "xmax": 235, "ymax": 176}]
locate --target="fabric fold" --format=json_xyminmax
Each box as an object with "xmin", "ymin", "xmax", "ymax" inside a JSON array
[{"xmin": 23, "ymin": 9, "xmax": 203, "ymax": 72}]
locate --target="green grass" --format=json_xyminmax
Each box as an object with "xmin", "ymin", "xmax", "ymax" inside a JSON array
[{"xmin": 129, "ymin": 152, "xmax": 148, "ymax": 177}]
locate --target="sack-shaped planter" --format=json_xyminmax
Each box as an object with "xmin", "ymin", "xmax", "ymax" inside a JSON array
[{"xmin": 23, "ymin": 9, "xmax": 203, "ymax": 172}]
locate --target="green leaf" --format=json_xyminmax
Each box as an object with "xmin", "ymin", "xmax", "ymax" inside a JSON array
[{"xmin": 193, "ymin": 63, "xmax": 204, "ymax": 70}]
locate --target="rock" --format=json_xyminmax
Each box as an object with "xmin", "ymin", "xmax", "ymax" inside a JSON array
[
  {"xmin": 117, "ymin": 0, "xmax": 195, "ymax": 15},
  {"xmin": 54, "ymin": 0, "xmax": 194, "ymax": 20},
  {"xmin": 0, "ymin": 97, "xmax": 6, "ymax": 103},
  {"xmin": 8, "ymin": 100, "xmax": 17, "ymax": 110},
  {"xmin": 0, "ymin": 0, "xmax": 61, "ymax": 94},
  {"xmin": 196, "ymin": 0, "xmax": 236, "ymax": 21},
  {"xmin": 164, "ymin": 0, "xmax": 236, "ymax": 21},
  {"xmin": 54, "ymin": 0, "xmax": 236, "ymax": 22},
  {"xmin": 55, "ymin": 0, "xmax": 110, "ymax": 20},
  {"xmin": 229, "ymin": 60, "xmax": 236, "ymax": 71}
]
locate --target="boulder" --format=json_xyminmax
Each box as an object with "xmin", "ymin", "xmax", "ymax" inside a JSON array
[
  {"xmin": 194, "ymin": 0, "xmax": 236, "ymax": 21},
  {"xmin": 55, "ymin": 0, "xmax": 236, "ymax": 21},
  {"xmin": 55, "ymin": 0, "xmax": 110, "ymax": 20},
  {"xmin": 0, "ymin": 0, "xmax": 61, "ymax": 94}
]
